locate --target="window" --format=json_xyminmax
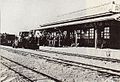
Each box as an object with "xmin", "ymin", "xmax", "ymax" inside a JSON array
[
  {"xmin": 86, "ymin": 31, "xmax": 89, "ymax": 37},
  {"xmin": 104, "ymin": 27, "xmax": 110, "ymax": 39},
  {"xmin": 77, "ymin": 30, "xmax": 81, "ymax": 39},
  {"xmin": 84, "ymin": 30, "xmax": 89, "ymax": 39},
  {"xmin": 81, "ymin": 30, "xmax": 84, "ymax": 34},
  {"xmin": 89, "ymin": 28, "xmax": 94, "ymax": 39},
  {"xmin": 101, "ymin": 31, "xmax": 104, "ymax": 38}
]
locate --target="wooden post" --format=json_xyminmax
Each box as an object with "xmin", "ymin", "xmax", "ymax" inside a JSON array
[
  {"xmin": 67, "ymin": 30, "xmax": 70, "ymax": 46},
  {"xmin": 74, "ymin": 30, "xmax": 78, "ymax": 47},
  {"xmin": 95, "ymin": 29, "xmax": 98, "ymax": 49},
  {"xmin": 58, "ymin": 34, "xmax": 61, "ymax": 47}
]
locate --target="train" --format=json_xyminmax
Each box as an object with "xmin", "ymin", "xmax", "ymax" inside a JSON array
[
  {"xmin": 0, "ymin": 31, "xmax": 39, "ymax": 49},
  {"xmin": 11, "ymin": 27, "xmax": 109, "ymax": 49},
  {"xmin": 12, "ymin": 30, "xmax": 39, "ymax": 49},
  {"xmin": 0, "ymin": 33, "xmax": 16, "ymax": 46},
  {"xmin": 12, "ymin": 28, "xmax": 69, "ymax": 49},
  {"xmin": 0, "ymin": 28, "xmax": 77, "ymax": 49}
]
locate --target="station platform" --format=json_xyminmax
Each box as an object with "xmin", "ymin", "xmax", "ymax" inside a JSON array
[
  {"xmin": 39, "ymin": 46, "xmax": 120, "ymax": 60},
  {"xmin": 0, "ymin": 45, "xmax": 120, "ymax": 60}
]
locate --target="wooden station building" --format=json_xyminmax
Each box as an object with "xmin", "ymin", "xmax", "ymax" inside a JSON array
[{"xmin": 36, "ymin": 1, "xmax": 120, "ymax": 49}]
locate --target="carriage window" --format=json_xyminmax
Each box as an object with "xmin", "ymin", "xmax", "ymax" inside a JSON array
[
  {"xmin": 104, "ymin": 27, "xmax": 110, "ymax": 39},
  {"xmin": 89, "ymin": 28, "xmax": 94, "ymax": 39}
]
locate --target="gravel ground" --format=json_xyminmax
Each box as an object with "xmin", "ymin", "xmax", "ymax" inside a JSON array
[
  {"xmin": 0, "ymin": 48, "xmax": 120, "ymax": 82},
  {"xmin": 0, "ymin": 61, "xmax": 28, "ymax": 82},
  {"xmin": 1, "ymin": 59, "xmax": 55, "ymax": 82}
]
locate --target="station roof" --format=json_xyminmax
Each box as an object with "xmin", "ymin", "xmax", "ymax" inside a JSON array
[
  {"xmin": 39, "ymin": 1, "xmax": 120, "ymax": 30},
  {"xmin": 39, "ymin": 14, "xmax": 120, "ymax": 30}
]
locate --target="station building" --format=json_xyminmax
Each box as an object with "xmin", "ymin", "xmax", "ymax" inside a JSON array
[{"xmin": 36, "ymin": 1, "xmax": 120, "ymax": 49}]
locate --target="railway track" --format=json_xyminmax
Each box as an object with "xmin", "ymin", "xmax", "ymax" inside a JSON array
[
  {"xmin": 1, "ymin": 46, "xmax": 120, "ymax": 77},
  {"xmin": 0, "ymin": 68, "xmax": 16, "ymax": 82},
  {"xmin": 1, "ymin": 63, "xmax": 33, "ymax": 82},
  {"xmin": 1, "ymin": 55, "xmax": 61, "ymax": 82}
]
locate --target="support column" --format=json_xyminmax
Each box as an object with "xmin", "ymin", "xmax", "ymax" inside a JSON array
[
  {"xmin": 58, "ymin": 34, "xmax": 61, "ymax": 47},
  {"xmin": 95, "ymin": 29, "xmax": 98, "ymax": 49},
  {"xmin": 67, "ymin": 30, "xmax": 70, "ymax": 46},
  {"xmin": 74, "ymin": 30, "xmax": 78, "ymax": 47}
]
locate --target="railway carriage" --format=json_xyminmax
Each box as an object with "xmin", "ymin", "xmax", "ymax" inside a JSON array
[{"xmin": 0, "ymin": 33, "xmax": 16, "ymax": 46}]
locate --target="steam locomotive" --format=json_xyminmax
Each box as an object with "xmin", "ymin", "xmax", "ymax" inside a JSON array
[{"xmin": 12, "ymin": 30, "xmax": 39, "ymax": 49}]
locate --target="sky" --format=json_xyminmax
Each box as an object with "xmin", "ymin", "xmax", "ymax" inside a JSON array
[{"xmin": 0, "ymin": 0, "xmax": 119, "ymax": 35}]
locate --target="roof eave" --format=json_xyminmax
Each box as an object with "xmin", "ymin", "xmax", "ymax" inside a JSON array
[{"xmin": 39, "ymin": 14, "xmax": 120, "ymax": 30}]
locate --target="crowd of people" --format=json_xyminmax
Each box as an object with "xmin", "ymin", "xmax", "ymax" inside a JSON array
[{"xmin": 36, "ymin": 31, "xmax": 76, "ymax": 47}]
